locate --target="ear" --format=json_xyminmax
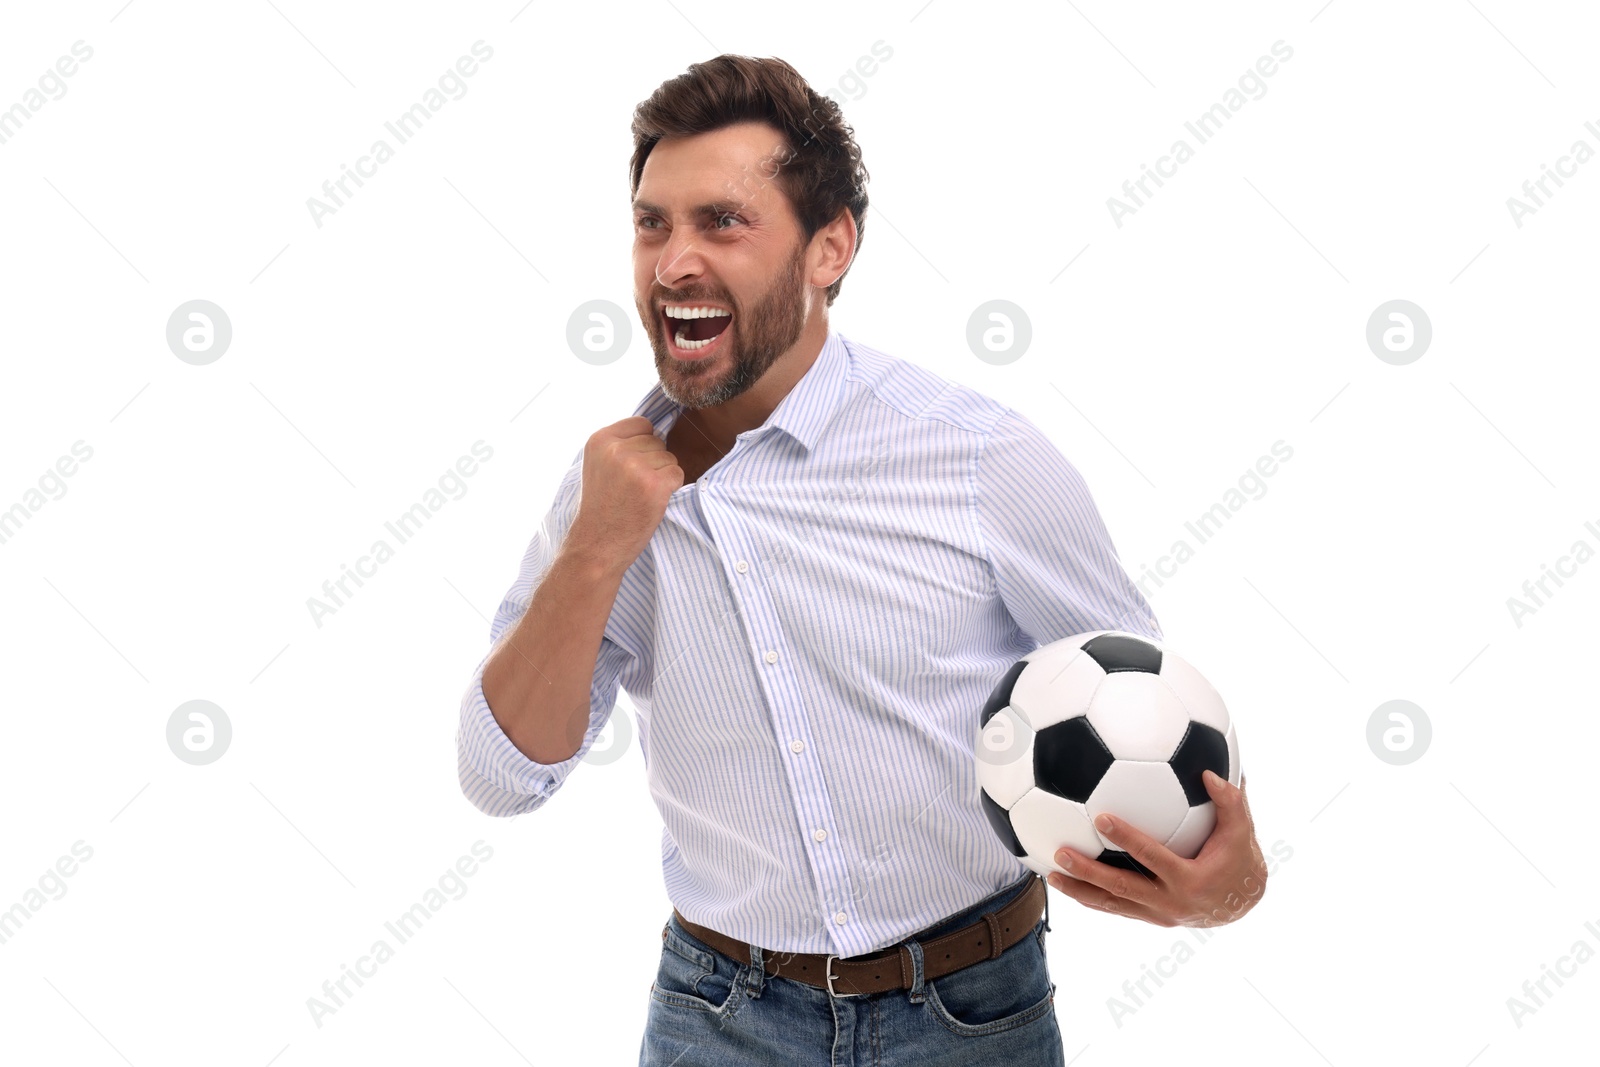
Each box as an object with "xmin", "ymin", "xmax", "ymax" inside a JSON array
[{"xmin": 811, "ymin": 208, "xmax": 857, "ymax": 289}]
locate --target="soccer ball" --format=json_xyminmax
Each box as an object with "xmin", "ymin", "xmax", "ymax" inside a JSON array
[{"xmin": 975, "ymin": 631, "xmax": 1241, "ymax": 879}]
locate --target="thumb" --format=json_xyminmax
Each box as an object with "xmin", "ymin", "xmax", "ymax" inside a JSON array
[
  {"xmin": 1205, "ymin": 768, "xmax": 1252, "ymax": 829},
  {"xmin": 1203, "ymin": 768, "xmax": 1239, "ymax": 809}
]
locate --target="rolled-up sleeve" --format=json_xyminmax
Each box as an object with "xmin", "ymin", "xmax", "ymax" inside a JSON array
[
  {"xmin": 456, "ymin": 458, "xmax": 629, "ymax": 816},
  {"xmin": 974, "ymin": 406, "xmax": 1162, "ymax": 646}
]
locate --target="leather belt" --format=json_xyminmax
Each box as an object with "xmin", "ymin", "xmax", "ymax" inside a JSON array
[{"xmin": 668, "ymin": 875, "xmax": 1047, "ymax": 998}]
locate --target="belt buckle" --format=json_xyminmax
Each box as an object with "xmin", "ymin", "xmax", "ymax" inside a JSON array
[{"xmin": 824, "ymin": 955, "xmax": 861, "ymax": 998}]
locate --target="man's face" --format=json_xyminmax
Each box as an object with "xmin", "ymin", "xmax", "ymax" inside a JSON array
[{"xmin": 632, "ymin": 121, "xmax": 815, "ymax": 411}]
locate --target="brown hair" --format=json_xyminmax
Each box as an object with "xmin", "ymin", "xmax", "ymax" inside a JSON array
[{"xmin": 630, "ymin": 54, "xmax": 869, "ymax": 306}]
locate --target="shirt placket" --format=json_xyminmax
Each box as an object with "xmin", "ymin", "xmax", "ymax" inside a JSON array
[{"xmin": 692, "ymin": 439, "xmax": 857, "ymax": 955}]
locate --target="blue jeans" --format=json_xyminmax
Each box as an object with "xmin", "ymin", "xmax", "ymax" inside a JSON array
[{"xmin": 639, "ymin": 872, "xmax": 1064, "ymax": 1066}]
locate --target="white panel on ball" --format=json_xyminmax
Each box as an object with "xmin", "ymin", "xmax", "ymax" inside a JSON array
[
  {"xmin": 1009, "ymin": 639, "xmax": 1109, "ymax": 731},
  {"xmin": 1156, "ymin": 650, "xmax": 1230, "ymax": 734},
  {"xmin": 1162, "ymin": 801, "xmax": 1217, "ymax": 859},
  {"xmin": 975, "ymin": 705, "xmax": 1035, "ymax": 808},
  {"xmin": 1085, "ymin": 761, "xmax": 1188, "ymax": 851},
  {"xmin": 1084, "ymin": 671, "xmax": 1192, "ymax": 761},
  {"xmin": 1009, "ymin": 788, "xmax": 1099, "ymax": 877},
  {"xmin": 1225, "ymin": 720, "xmax": 1241, "ymax": 785}
]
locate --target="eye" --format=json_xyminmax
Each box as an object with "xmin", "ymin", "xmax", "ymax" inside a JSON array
[
  {"xmin": 635, "ymin": 215, "xmax": 661, "ymax": 231},
  {"xmin": 714, "ymin": 213, "xmax": 743, "ymax": 230}
]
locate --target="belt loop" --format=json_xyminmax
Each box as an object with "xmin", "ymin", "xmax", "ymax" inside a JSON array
[
  {"xmin": 744, "ymin": 943, "xmax": 766, "ymax": 999},
  {"xmin": 901, "ymin": 938, "xmax": 926, "ymax": 1004},
  {"xmin": 983, "ymin": 911, "xmax": 1004, "ymax": 959}
]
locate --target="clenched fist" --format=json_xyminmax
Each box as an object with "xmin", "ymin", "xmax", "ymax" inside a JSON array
[{"xmin": 566, "ymin": 416, "xmax": 683, "ymax": 571}]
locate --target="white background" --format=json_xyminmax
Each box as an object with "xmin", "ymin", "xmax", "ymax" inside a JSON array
[{"xmin": 1, "ymin": 1, "xmax": 1596, "ymax": 1064}]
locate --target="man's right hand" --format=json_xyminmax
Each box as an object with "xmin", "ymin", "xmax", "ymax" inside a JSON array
[
  {"xmin": 477, "ymin": 417, "xmax": 679, "ymax": 767},
  {"xmin": 566, "ymin": 416, "xmax": 683, "ymax": 572}
]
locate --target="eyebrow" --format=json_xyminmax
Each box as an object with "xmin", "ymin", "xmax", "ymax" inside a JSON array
[{"xmin": 631, "ymin": 199, "xmax": 751, "ymax": 220}]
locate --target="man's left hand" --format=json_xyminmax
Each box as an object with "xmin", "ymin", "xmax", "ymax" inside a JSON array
[{"xmin": 1047, "ymin": 769, "xmax": 1266, "ymax": 928}]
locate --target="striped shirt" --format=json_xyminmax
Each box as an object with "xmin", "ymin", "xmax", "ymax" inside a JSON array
[{"xmin": 457, "ymin": 329, "xmax": 1162, "ymax": 956}]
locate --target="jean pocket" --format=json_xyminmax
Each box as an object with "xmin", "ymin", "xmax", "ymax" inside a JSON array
[
  {"xmin": 923, "ymin": 918, "xmax": 1056, "ymax": 1037},
  {"xmin": 650, "ymin": 922, "xmax": 745, "ymax": 1016}
]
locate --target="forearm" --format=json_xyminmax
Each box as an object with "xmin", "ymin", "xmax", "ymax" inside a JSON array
[{"xmin": 481, "ymin": 544, "xmax": 629, "ymax": 764}]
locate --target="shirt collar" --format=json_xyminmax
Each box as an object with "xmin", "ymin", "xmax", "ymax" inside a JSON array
[{"xmin": 632, "ymin": 329, "xmax": 850, "ymax": 455}]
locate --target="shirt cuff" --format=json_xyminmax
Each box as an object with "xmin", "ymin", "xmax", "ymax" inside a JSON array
[{"xmin": 456, "ymin": 656, "xmax": 583, "ymax": 814}]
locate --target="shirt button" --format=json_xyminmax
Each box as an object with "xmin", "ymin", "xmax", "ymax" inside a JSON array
[
  {"xmin": 790, "ymin": 739, "xmax": 805, "ymax": 754},
  {"xmin": 764, "ymin": 650, "xmax": 778, "ymax": 664},
  {"xmin": 736, "ymin": 560, "xmax": 749, "ymax": 574},
  {"xmin": 813, "ymin": 828, "xmax": 828, "ymax": 842},
  {"xmin": 834, "ymin": 911, "xmax": 848, "ymax": 925}
]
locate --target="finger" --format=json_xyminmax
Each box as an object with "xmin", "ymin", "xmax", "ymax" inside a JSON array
[
  {"xmin": 1052, "ymin": 846, "xmax": 1159, "ymax": 907},
  {"xmin": 1089, "ymin": 812, "xmax": 1182, "ymax": 883},
  {"xmin": 1204, "ymin": 769, "xmax": 1252, "ymax": 835},
  {"xmin": 1047, "ymin": 873, "xmax": 1173, "ymax": 926},
  {"xmin": 614, "ymin": 416, "xmax": 658, "ymax": 434},
  {"xmin": 1195, "ymin": 772, "xmax": 1256, "ymax": 869},
  {"xmin": 619, "ymin": 433, "xmax": 669, "ymax": 453},
  {"xmin": 1047, "ymin": 870, "xmax": 1124, "ymax": 911}
]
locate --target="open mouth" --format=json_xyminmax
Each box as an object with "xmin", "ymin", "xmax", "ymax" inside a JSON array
[{"xmin": 662, "ymin": 304, "xmax": 733, "ymax": 359}]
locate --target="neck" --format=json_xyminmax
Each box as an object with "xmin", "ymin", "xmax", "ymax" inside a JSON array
[{"xmin": 680, "ymin": 314, "xmax": 828, "ymax": 451}]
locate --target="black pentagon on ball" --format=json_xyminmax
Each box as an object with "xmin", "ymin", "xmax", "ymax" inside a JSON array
[
  {"xmin": 980, "ymin": 658, "xmax": 1030, "ymax": 728},
  {"xmin": 1097, "ymin": 848, "xmax": 1155, "ymax": 879},
  {"xmin": 1032, "ymin": 717, "xmax": 1115, "ymax": 803},
  {"xmin": 979, "ymin": 790, "xmax": 1027, "ymax": 857},
  {"xmin": 1081, "ymin": 633, "xmax": 1163, "ymax": 674},
  {"xmin": 1169, "ymin": 721, "xmax": 1230, "ymax": 805}
]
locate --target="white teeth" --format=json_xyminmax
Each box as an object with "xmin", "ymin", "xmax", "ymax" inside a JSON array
[
  {"xmin": 663, "ymin": 305, "xmax": 731, "ymax": 319},
  {"xmin": 664, "ymin": 305, "xmax": 730, "ymax": 351},
  {"xmin": 673, "ymin": 327, "xmax": 717, "ymax": 350}
]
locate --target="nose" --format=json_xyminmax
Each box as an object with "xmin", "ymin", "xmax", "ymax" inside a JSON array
[{"xmin": 654, "ymin": 226, "xmax": 706, "ymax": 291}]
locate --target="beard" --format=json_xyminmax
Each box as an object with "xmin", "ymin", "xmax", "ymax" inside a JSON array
[{"xmin": 640, "ymin": 237, "xmax": 808, "ymax": 411}]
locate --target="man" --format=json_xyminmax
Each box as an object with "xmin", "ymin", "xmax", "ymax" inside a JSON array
[{"xmin": 457, "ymin": 54, "xmax": 1266, "ymax": 1066}]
